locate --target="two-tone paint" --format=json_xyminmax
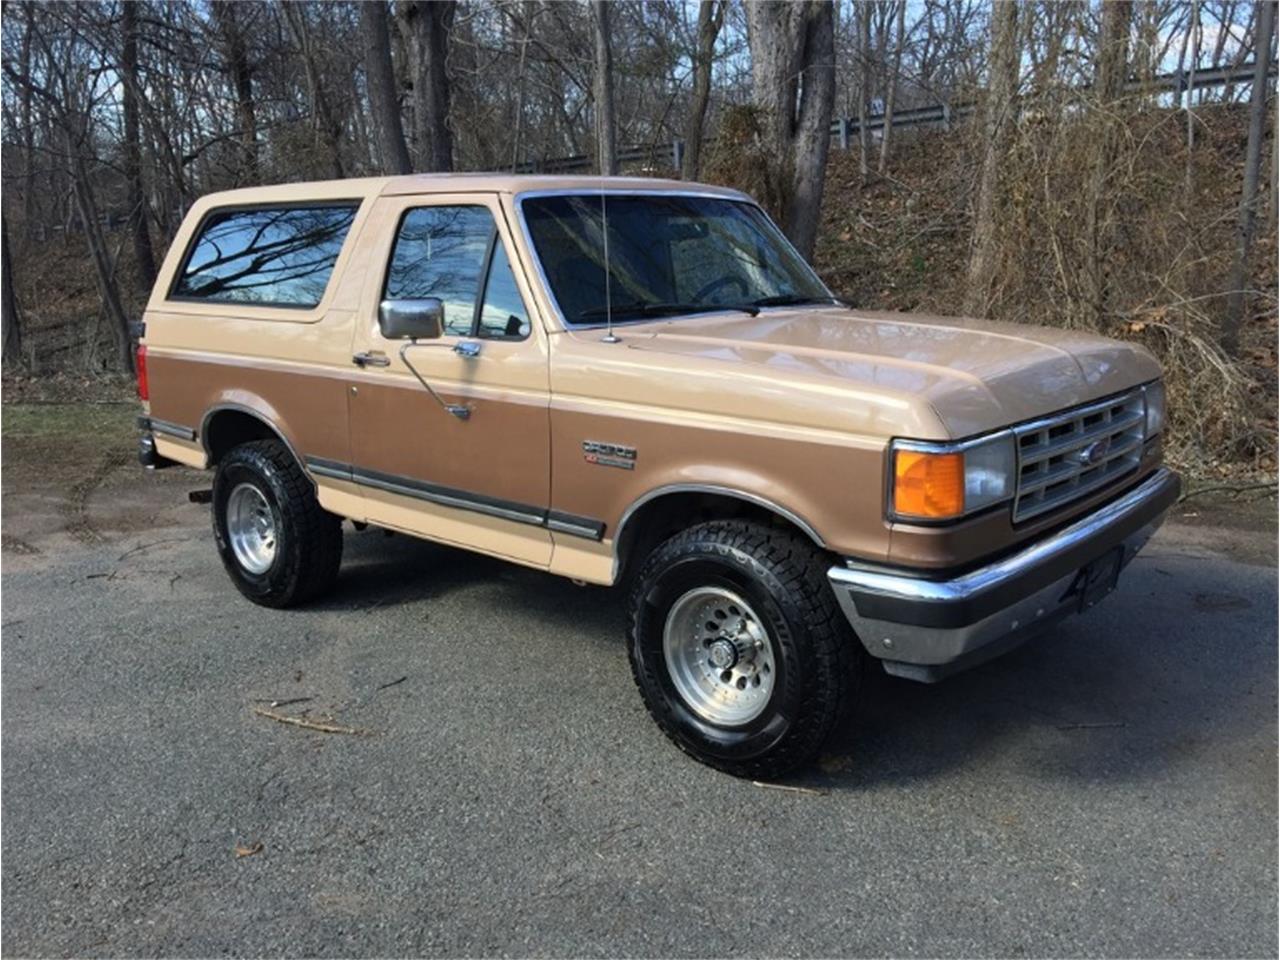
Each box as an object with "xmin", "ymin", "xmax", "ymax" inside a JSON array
[{"xmin": 141, "ymin": 174, "xmax": 1164, "ymax": 587}]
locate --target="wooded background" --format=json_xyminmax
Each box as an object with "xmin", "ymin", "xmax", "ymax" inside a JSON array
[{"xmin": 1, "ymin": 0, "xmax": 1276, "ymax": 477}]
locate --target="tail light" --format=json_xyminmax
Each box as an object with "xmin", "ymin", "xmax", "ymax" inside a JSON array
[{"xmin": 136, "ymin": 344, "xmax": 149, "ymax": 400}]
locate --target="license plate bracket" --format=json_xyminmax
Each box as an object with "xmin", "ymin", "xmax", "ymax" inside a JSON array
[{"xmin": 1074, "ymin": 547, "xmax": 1124, "ymax": 612}]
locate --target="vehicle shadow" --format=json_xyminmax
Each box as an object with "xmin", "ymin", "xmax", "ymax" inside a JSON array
[
  {"xmin": 310, "ymin": 527, "xmax": 627, "ymax": 642},
  {"xmin": 314, "ymin": 529, "xmax": 1276, "ymax": 792},
  {"xmin": 810, "ymin": 550, "xmax": 1278, "ymax": 791}
]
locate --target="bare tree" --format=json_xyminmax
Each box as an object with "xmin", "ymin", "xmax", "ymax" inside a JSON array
[
  {"xmin": 592, "ymin": 0, "xmax": 618, "ymax": 174},
  {"xmin": 509, "ymin": 0, "xmax": 535, "ymax": 170},
  {"xmin": 1269, "ymin": 68, "xmax": 1280, "ymax": 230},
  {"xmin": 856, "ymin": 0, "xmax": 871, "ymax": 181},
  {"xmin": 282, "ymin": 2, "xmax": 346, "ymax": 179},
  {"xmin": 878, "ymin": 0, "xmax": 907, "ymax": 175},
  {"xmin": 361, "ymin": 0, "xmax": 412, "ymax": 175},
  {"xmin": 963, "ymin": 0, "xmax": 1018, "ymax": 317},
  {"xmin": 4, "ymin": 8, "xmax": 135, "ymax": 372},
  {"xmin": 1083, "ymin": 0, "xmax": 1133, "ymax": 324},
  {"xmin": 120, "ymin": 0, "xmax": 156, "ymax": 286},
  {"xmin": 681, "ymin": 0, "xmax": 726, "ymax": 181},
  {"xmin": 743, "ymin": 0, "xmax": 835, "ymax": 261},
  {"xmin": 211, "ymin": 2, "xmax": 258, "ymax": 182},
  {"xmin": 1224, "ymin": 0, "xmax": 1276, "ymax": 351},
  {"xmin": 2, "ymin": 217, "xmax": 23, "ymax": 368},
  {"xmin": 398, "ymin": 0, "xmax": 456, "ymax": 173},
  {"xmin": 18, "ymin": 0, "xmax": 36, "ymax": 240},
  {"xmin": 1185, "ymin": 0, "xmax": 1201, "ymax": 201}
]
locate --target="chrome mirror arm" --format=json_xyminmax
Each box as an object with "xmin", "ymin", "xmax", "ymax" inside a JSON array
[{"xmin": 399, "ymin": 340, "xmax": 471, "ymax": 421}]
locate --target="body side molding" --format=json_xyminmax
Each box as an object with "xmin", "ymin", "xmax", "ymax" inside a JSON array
[
  {"xmin": 137, "ymin": 415, "xmax": 197, "ymax": 441},
  {"xmin": 304, "ymin": 457, "xmax": 606, "ymax": 542}
]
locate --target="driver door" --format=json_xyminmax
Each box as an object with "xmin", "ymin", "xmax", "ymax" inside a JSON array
[{"xmin": 344, "ymin": 193, "xmax": 552, "ymax": 567}]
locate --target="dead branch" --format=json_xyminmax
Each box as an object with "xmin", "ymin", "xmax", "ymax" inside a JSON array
[
  {"xmin": 251, "ymin": 707, "xmax": 371, "ymax": 736},
  {"xmin": 1179, "ymin": 481, "xmax": 1278, "ymax": 502},
  {"xmin": 750, "ymin": 780, "xmax": 828, "ymax": 796}
]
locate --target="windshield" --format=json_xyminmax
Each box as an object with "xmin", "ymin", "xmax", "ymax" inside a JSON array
[{"xmin": 519, "ymin": 194, "xmax": 832, "ymax": 325}]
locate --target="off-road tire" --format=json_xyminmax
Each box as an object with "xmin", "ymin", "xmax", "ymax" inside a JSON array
[
  {"xmin": 627, "ymin": 519, "xmax": 859, "ymax": 778},
  {"xmin": 212, "ymin": 439, "xmax": 342, "ymax": 608}
]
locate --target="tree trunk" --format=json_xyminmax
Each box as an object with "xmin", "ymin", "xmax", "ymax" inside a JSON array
[
  {"xmin": 856, "ymin": 0, "xmax": 871, "ymax": 181},
  {"xmin": 744, "ymin": 0, "xmax": 835, "ymax": 261},
  {"xmin": 398, "ymin": 0, "xmax": 455, "ymax": 173},
  {"xmin": 1268, "ymin": 73, "xmax": 1279, "ymax": 231},
  {"xmin": 1224, "ymin": 0, "xmax": 1276, "ymax": 352},
  {"xmin": 681, "ymin": 0, "xmax": 725, "ymax": 181},
  {"xmin": 511, "ymin": 0, "xmax": 534, "ymax": 170},
  {"xmin": 68, "ymin": 142, "xmax": 134, "ymax": 374},
  {"xmin": 282, "ymin": 2, "xmax": 346, "ymax": 179},
  {"xmin": 963, "ymin": 0, "xmax": 1019, "ymax": 317},
  {"xmin": 19, "ymin": 1, "xmax": 35, "ymax": 240},
  {"xmin": 1185, "ymin": 0, "xmax": 1200, "ymax": 202},
  {"xmin": 212, "ymin": 1, "xmax": 258, "ymax": 182},
  {"xmin": 360, "ymin": 0, "xmax": 413, "ymax": 175},
  {"xmin": 2, "ymin": 217, "xmax": 23, "ymax": 369},
  {"xmin": 878, "ymin": 0, "xmax": 907, "ymax": 175},
  {"xmin": 592, "ymin": 0, "xmax": 618, "ymax": 175},
  {"xmin": 1082, "ymin": 0, "xmax": 1132, "ymax": 326},
  {"xmin": 121, "ymin": 0, "xmax": 157, "ymax": 287}
]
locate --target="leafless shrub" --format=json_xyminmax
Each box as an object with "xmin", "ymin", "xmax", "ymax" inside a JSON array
[{"xmin": 989, "ymin": 92, "xmax": 1275, "ymax": 474}]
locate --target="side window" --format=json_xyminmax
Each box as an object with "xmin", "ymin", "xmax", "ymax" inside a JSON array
[
  {"xmin": 385, "ymin": 206, "xmax": 495, "ymax": 336},
  {"xmin": 171, "ymin": 204, "xmax": 358, "ymax": 307},
  {"xmin": 477, "ymin": 243, "xmax": 530, "ymax": 339}
]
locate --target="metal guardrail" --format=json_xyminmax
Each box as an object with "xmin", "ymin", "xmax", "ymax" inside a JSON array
[{"xmin": 520, "ymin": 59, "xmax": 1275, "ymax": 175}]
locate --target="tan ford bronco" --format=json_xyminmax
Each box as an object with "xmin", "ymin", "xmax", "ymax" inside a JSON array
[{"xmin": 137, "ymin": 175, "xmax": 1180, "ymax": 777}]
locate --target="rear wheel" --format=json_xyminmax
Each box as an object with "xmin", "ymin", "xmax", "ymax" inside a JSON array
[
  {"xmin": 627, "ymin": 519, "xmax": 859, "ymax": 778},
  {"xmin": 212, "ymin": 439, "xmax": 342, "ymax": 608}
]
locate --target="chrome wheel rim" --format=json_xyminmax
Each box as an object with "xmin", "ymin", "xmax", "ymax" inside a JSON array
[
  {"xmin": 226, "ymin": 482, "xmax": 278, "ymax": 575},
  {"xmin": 662, "ymin": 586, "xmax": 776, "ymax": 726}
]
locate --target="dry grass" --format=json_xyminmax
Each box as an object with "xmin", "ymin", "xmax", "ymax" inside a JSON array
[{"xmin": 802, "ymin": 102, "xmax": 1277, "ymax": 480}]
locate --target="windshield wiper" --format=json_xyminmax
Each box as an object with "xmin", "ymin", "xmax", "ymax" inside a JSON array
[
  {"xmin": 748, "ymin": 294, "xmax": 844, "ymax": 309},
  {"xmin": 576, "ymin": 301, "xmax": 760, "ymax": 321}
]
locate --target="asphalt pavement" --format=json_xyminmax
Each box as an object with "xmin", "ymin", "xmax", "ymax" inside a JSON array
[{"xmin": 2, "ymin": 472, "xmax": 1276, "ymax": 957}]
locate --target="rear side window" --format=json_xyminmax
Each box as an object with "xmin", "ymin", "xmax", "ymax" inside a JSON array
[{"xmin": 171, "ymin": 204, "xmax": 358, "ymax": 308}]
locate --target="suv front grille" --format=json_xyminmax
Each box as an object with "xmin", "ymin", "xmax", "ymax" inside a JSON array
[{"xmin": 1013, "ymin": 390, "xmax": 1145, "ymax": 523}]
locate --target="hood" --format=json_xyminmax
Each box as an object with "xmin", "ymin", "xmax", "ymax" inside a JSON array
[{"xmin": 613, "ymin": 307, "xmax": 1161, "ymax": 439}]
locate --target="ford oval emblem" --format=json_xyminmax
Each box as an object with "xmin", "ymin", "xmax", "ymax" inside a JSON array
[{"xmin": 1076, "ymin": 438, "xmax": 1111, "ymax": 466}]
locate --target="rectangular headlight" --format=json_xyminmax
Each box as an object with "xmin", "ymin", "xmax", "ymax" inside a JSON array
[
  {"xmin": 1143, "ymin": 381, "xmax": 1166, "ymax": 437},
  {"xmin": 890, "ymin": 432, "xmax": 1016, "ymax": 521}
]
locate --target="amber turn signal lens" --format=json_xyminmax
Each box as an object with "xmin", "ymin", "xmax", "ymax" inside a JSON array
[{"xmin": 893, "ymin": 449, "xmax": 964, "ymax": 519}]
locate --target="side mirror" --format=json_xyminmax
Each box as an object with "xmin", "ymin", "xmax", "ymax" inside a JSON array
[{"xmin": 378, "ymin": 298, "xmax": 444, "ymax": 340}]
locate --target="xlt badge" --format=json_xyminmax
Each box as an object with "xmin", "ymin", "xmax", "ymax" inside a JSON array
[{"xmin": 583, "ymin": 440, "xmax": 636, "ymax": 470}]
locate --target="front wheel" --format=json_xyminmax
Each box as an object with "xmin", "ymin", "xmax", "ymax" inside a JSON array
[
  {"xmin": 212, "ymin": 439, "xmax": 342, "ymax": 608},
  {"xmin": 627, "ymin": 520, "xmax": 859, "ymax": 778}
]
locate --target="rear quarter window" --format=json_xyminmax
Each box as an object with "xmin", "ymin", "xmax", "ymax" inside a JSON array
[{"xmin": 170, "ymin": 204, "xmax": 358, "ymax": 308}]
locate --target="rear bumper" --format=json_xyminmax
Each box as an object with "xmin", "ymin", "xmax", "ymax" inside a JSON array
[
  {"xmin": 136, "ymin": 416, "xmax": 181, "ymax": 470},
  {"xmin": 828, "ymin": 468, "xmax": 1181, "ymax": 682}
]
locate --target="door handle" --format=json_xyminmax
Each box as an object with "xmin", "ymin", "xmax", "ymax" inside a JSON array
[
  {"xmin": 453, "ymin": 341, "xmax": 482, "ymax": 359},
  {"xmin": 353, "ymin": 351, "xmax": 390, "ymax": 368}
]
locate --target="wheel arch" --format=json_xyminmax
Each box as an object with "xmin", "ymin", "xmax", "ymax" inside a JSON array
[
  {"xmin": 612, "ymin": 484, "xmax": 827, "ymax": 582},
  {"xmin": 201, "ymin": 403, "xmax": 307, "ymax": 474}
]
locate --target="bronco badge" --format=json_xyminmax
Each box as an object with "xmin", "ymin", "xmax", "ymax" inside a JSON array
[{"xmin": 583, "ymin": 440, "xmax": 637, "ymax": 470}]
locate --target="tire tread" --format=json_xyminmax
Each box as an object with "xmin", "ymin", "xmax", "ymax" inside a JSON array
[
  {"xmin": 213, "ymin": 439, "xmax": 342, "ymax": 608},
  {"xmin": 627, "ymin": 519, "xmax": 859, "ymax": 778}
]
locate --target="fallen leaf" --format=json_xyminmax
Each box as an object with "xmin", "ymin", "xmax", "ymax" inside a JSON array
[{"xmin": 235, "ymin": 841, "xmax": 264, "ymax": 859}]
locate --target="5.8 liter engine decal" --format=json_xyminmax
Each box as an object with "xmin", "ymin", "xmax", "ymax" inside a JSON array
[{"xmin": 582, "ymin": 440, "xmax": 637, "ymax": 470}]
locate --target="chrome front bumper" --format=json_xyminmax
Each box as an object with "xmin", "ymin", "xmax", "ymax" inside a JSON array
[{"xmin": 828, "ymin": 468, "xmax": 1181, "ymax": 682}]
